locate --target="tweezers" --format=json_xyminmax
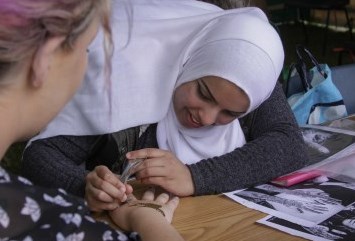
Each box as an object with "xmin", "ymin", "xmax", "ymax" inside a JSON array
[{"xmin": 119, "ymin": 158, "xmax": 145, "ymax": 184}]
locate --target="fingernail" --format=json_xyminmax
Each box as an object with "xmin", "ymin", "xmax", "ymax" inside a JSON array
[
  {"xmin": 104, "ymin": 173, "xmax": 111, "ymax": 180},
  {"xmin": 119, "ymin": 186, "xmax": 126, "ymax": 193}
]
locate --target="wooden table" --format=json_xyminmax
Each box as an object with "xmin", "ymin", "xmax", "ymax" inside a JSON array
[
  {"xmin": 171, "ymin": 194, "xmax": 305, "ymax": 241},
  {"xmin": 97, "ymin": 182, "xmax": 305, "ymax": 241}
]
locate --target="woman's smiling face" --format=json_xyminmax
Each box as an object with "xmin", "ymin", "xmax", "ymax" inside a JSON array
[{"xmin": 173, "ymin": 76, "xmax": 250, "ymax": 128}]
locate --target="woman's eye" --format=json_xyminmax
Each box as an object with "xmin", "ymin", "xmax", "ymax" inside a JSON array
[
  {"xmin": 222, "ymin": 109, "xmax": 243, "ymax": 119},
  {"xmin": 223, "ymin": 110, "xmax": 240, "ymax": 118},
  {"xmin": 197, "ymin": 81, "xmax": 212, "ymax": 102}
]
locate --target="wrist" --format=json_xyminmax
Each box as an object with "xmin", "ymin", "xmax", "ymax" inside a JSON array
[
  {"xmin": 185, "ymin": 165, "xmax": 195, "ymax": 196},
  {"xmin": 129, "ymin": 206, "xmax": 168, "ymax": 231},
  {"xmin": 109, "ymin": 203, "xmax": 168, "ymax": 232}
]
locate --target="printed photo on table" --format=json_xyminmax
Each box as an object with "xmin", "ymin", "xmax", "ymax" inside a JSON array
[
  {"xmin": 258, "ymin": 201, "xmax": 355, "ymax": 241},
  {"xmin": 225, "ymin": 179, "xmax": 355, "ymax": 226}
]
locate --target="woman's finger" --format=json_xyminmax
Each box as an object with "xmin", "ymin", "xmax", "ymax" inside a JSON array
[
  {"xmin": 141, "ymin": 187, "xmax": 155, "ymax": 201},
  {"xmin": 126, "ymin": 148, "xmax": 166, "ymax": 160},
  {"xmin": 139, "ymin": 176, "xmax": 166, "ymax": 187},
  {"xmin": 165, "ymin": 196, "xmax": 180, "ymax": 210},
  {"xmin": 86, "ymin": 183, "xmax": 115, "ymax": 203},
  {"xmin": 155, "ymin": 192, "xmax": 170, "ymax": 204},
  {"xmin": 90, "ymin": 174, "xmax": 126, "ymax": 200},
  {"xmin": 95, "ymin": 166, "xmax": 125, "ymax": 189},
  {"xmin": 160, "ymin": 196, "xmax": 180, "ymax": 223},
  {"xmin": 125, "ymin": 183, "xmax": 133, "ymax": 195},
  {"xmin": 133, "ymin": 158, "xmax": 167, "ymax": 177},
  {"xmin": 126, "ymin": 193, "xmax": 137, "ymax": 202},
  {"xmin": 85, "ymin": 185, "xmax": 121, "ymax": 211}
]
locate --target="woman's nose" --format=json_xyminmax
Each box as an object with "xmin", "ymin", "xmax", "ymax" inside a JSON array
[{"xmin": 200, "ymin": 107, "xmax": 219, "ymax": 126}]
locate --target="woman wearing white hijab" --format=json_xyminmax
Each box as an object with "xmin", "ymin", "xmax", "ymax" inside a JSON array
[
  {"xmin": 22, "ymin": 0, "xmax": 307, "ymax": 210},
  {"xmin": 26, "ymin": 1, "xmax": 281, "ymax": 140},
  {"xmin": 156, "ymin": 34, "xmax": 283, "ymax": 166}
]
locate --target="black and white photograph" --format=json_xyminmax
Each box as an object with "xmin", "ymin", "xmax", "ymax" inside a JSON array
[
  {"xmin": 224, "ymin": 179, "xmax": 355, "ymax": 226},
  {"xmin": 300, "ymin": 126, "xmax": 355, "ymax": 166},
  {"xmin": 258, "ymin": 202, "xmax": 355, "ymax": 241},
  {"xmin": 258, "ymin": 216, "xmax": 337, "ymax": 241}
]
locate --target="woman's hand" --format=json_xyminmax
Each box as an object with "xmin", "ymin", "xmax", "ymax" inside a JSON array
[
  {"xmin": 109, "ymin": 189, "xmax": 180, "ymax": 232},
  {"xmin": 85, "ymin": 165, "xmax": 133, "ymax": 212},
  {"xmin": 126, "ymin": 148, "xmax": 195, "ymax": 197}
]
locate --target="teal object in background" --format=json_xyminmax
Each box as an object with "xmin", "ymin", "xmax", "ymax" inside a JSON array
[{"xmin": 288, "ymin": 64, "xmax": 348, "ymax": 124}]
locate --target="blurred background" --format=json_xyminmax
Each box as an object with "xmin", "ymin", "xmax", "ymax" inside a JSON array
[{"xmin": 261, "ymin": 0, "xmax": 355, "ymax": 68}]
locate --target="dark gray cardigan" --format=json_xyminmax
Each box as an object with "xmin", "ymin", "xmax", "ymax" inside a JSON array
[{"xmin": 22, "ymin": 83, "xmax": 308, "ymax": 197}]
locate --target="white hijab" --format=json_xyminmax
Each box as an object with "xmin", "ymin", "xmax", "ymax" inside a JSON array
[{"xmin": 31, "ymin": 0, "xmax": 284, "ymax": 164}]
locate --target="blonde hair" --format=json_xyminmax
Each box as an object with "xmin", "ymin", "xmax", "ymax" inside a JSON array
[{"xmin": 0, "ymin": 0, "xmax": 112, "ymax": 79}]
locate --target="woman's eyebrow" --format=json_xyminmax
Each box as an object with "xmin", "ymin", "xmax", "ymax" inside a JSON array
[{"xmin": 199, "ymin": 78, "xmax": 217, "ymax": 103}]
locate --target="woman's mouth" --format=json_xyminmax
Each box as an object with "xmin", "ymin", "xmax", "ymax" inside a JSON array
[{"xmin": 188, "ymin": 112, "xmax": 202, "ymax": 128}]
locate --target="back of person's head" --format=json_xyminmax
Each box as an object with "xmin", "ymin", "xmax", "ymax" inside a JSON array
[
  {"xmin": 0, "ymin": 0, "xmax": 111, "ymax": 81},
  {"xmin": 198, "ymin": 0, "xmax": 247, "ymax": 9}
]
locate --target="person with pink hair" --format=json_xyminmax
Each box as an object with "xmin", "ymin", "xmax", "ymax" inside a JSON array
[{"xmin": 0, "ymin": 1, "xmax": 183, "ymax": 240}]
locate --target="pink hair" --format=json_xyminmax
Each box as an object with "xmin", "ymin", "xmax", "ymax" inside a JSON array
[{"xmin": 0, "ymin": 0, "xmax": 112, "ymax": 79}]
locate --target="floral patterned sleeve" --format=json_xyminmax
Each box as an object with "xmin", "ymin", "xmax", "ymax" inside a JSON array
[{"xmin": 0, "ymin": 167, "xmax": 141, "ymax": 241}]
